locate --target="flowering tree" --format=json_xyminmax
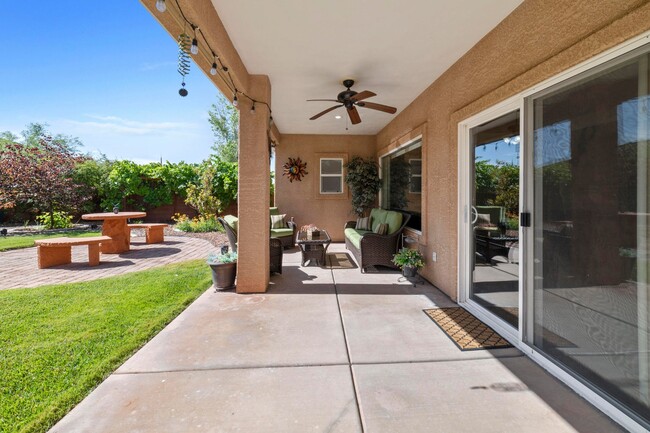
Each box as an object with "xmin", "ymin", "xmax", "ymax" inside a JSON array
[{"xmin": 0, "ymin": 138, "xmax": 91, "ymax": 227}]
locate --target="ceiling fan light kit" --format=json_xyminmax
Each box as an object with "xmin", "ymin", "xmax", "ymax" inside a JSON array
[{"xmin": 307, "ymin": 79, "xmax": 397, "ymax": 125}]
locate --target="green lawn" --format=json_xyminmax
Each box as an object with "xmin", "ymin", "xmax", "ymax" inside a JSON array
[
  {"xmin": 0, "ymin": 231, "xmax": 102, "ymax": 252},
  {"xmin": 0, "ymin": 260, "xmax": 212, "ymax": 433}
]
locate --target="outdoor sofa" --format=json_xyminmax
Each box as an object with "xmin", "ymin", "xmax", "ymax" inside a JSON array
[{"xmin": 344, "ymin": 208, "xmax": 411, "ymax": 273}]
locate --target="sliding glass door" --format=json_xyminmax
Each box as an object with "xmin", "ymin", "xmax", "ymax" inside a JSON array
[
  {"xmin": 469, "ymin": 110, "xmax": 521, "ymax": 329},
  {"xmin": 528, "ymin": 48, "xmax": 650, "ymax": 427}
]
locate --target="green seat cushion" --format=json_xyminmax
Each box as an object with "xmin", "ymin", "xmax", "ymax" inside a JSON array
[
  {"xmin": 271, "ymin": 228, "xmax": 293, "ymax": 238},
  {"xmin": 344, "ymin": 228, "xmax": 371, "ymax": 250},
  {"xmin": 384, "ymin": 211, "xmax": 403, "ymax": 234},
  {"xmin": 369, "ymin": 208, "xmax": 388, "ymax": 232},
  {"xmin": 223, "ymin": 215, "xmax": 239, "ymax": 233}
]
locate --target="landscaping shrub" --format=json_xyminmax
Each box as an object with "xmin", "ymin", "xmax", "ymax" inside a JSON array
[
  {"xmin": 35, "ymin": 211, "xmax": 74, "ymax": 229},
  {"xmin": 172, "ymin": 213, "xmax": 222, "ymax": 233}
]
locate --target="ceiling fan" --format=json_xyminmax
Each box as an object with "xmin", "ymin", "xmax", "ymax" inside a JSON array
[{"xmin": 307, "ymin": 79, "xmax": 397, "ymax": 125}]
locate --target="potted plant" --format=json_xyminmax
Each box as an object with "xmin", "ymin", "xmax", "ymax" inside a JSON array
[
  {"xmin": 207, "ymin": 250, "xmax": 238, "ymax": 290},
  {"xmin": 392, "ymin": 248, "xmax": 425, "ymax": 278},
  {"xmin": 345, "ymin": 156, "xmax": 382, "ymax": 216}
]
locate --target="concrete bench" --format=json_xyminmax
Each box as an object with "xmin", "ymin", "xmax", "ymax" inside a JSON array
[
  {"xmin": 34, "ymin": 236, "xmax": 112, "ymax": 269},
  {"xmin": 128, "ymin": 223, "xmax": 168, "ymax": 244}
]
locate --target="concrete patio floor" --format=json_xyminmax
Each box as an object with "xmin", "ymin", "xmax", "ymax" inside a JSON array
[{"xmin": 50, "ymin": 243, "xmax": 624, "ymax": 433}]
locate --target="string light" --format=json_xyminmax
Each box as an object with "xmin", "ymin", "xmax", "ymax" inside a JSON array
[
  {"xmin": 167, "ymin": 0, "xmax": 273, "ymax": 123},
  {"xmin": 210, "ymin": 53, "xmax": 218, "ymax": 75},
  {"xmin": 155, "ymin": 0, "xmax": 166, "ymax": 12},
  {"xmin": 190, "ymin": 25, "xmax": 199, "ymax": 55}
]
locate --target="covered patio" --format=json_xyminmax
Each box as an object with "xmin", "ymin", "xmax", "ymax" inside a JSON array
[
  {"xmin": 89, "ymin": 0, "xmax": 650, "ymax": 431},
  {"xmin": 50, "ymin": 244, "xmax": 621, "ymax": 432}
]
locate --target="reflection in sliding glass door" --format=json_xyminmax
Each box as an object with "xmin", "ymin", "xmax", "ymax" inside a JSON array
[
  {"xmin": 529, "ymin": 48, "xmax": 650, "ymax": 427},
  {"xmin": 469, "ymin": 110, "xmax": 521, "ymax": 329}
]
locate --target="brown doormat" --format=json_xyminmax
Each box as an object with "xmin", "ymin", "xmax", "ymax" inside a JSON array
[
  {"xmin": 423, "ymin": 308, "xmax": 512, "ymax": 351},
  {"xmin": 326, "ymin": 252, "xmax": 357, "ymax": 269}
]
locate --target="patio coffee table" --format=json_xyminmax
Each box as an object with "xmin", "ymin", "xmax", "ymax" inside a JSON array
[{"xmin": 296, "ymin": 230, "xmax": 331, "ymax": 266}]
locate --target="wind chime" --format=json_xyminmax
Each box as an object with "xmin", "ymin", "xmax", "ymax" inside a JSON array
[{"xmin": 177, "ymin": 32, "xmax": 191, "ymax": 96}]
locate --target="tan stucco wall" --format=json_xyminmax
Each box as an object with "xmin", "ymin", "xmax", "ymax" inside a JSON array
[
  {"xmin": 375, "ymin": 0, "xmax": 650, "ymax": 300},
  {"xmin": 275, "ymin": 134, "xmax": 376, "ymax": 241}
]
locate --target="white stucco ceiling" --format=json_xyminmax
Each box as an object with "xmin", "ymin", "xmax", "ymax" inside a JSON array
[{"xmin": 211, "ymin": 0, "xmax": 523, "ymax": 135}]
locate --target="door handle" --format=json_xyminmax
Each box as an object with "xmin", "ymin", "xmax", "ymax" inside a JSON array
[{"xmin": 471, "ymin": 206, "xmax": 479, "ymax": 224}]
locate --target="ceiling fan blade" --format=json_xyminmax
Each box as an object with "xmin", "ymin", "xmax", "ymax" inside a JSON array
[
  {"xmin": 347, "ymin": 106, "xmax": 361, "ymax": 124},
  {"xmin": 310, "ymin": 105, "xmax": 343, "ymax": 120},
  {"xmin": 307, "ymin": 99, "xmax": 340, "ymax": 102},
  {"xmin": 357, "ymin": 101, "xmax": 397, "ymax": 114},
  {"xmin": 350, "ymin": 90, "xmax": 376, "ymax": 102}
]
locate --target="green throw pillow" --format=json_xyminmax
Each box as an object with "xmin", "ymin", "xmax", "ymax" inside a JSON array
[{"xmin": 356, "ymin": 216, "xmax": 372, "ymax": 231}]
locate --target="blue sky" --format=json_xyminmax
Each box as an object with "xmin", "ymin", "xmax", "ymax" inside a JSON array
[
  {"xmin": 475, "ymin": 138, "xmax": 519, "ymax": 165},
  {"xmin": 0, "ymin": 1, "xmax": 221, "ymax": 164}
]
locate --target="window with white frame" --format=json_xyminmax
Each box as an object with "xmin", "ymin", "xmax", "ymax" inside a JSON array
[{"xmin": 320, "ymin": 158, "xmax": 343, "ymax": 194}]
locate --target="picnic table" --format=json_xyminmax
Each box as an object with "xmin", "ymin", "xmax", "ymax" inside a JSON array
[{"xmin": 82, "ymin": 212, "xmax": 147, "ymax": 253}]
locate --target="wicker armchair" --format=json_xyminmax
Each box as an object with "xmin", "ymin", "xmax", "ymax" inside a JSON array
[
  {"xmin": 270, "ymin": 207, "xmax": 297, "ymax": 249},
  {"xmin": 218, "ymin": 217, "xmax": 239, "ymax": 253},
  {"xmin": 218, "ymin": 217, "xmax": 282, "ymax": 274},
  {"xmin": 344, "ymin": 211, "xmax": 411, "ymax": 273}
]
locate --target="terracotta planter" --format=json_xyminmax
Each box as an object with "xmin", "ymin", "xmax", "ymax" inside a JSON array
[{"xmin": 208, "ymin": 261, "xmax": 237, "ymax": 290}]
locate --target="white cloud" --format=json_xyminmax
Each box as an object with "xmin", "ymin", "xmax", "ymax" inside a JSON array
[
  {"xmin": 61, "ymin": 115, "xmax": 197, "ymax": 137},
  {"xmin": 46, "ymin": 115, "xmax": 214, "ymax": 164}
]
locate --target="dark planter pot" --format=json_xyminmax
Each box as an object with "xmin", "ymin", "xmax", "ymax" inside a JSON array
[
  {"xmin": 402, "ymin": 265, "xmax": 418, "ymax": 278},
  {"xmin": 208, "ymin": 261, "xmax": 237, "ymax": 290}
]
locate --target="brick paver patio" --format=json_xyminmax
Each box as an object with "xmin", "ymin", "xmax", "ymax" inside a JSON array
[{"xmin": 0, "ymin": 235, "xmax": 214, "ymax": 290}]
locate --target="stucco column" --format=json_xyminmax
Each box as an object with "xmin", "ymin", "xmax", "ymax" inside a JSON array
[{"xmin": 236, "ymin": 75, "xmax": 271, "ymax": 293}]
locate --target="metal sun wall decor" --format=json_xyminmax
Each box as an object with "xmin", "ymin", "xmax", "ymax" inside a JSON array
[{"xmin": 283, "ymin": 157, "xmax": 308, "ymax": 182}]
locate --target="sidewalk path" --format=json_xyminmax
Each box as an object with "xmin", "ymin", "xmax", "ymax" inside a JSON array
[{"xmin": 0, "ymin": 236, "xmax": 214, "ymax": 290}]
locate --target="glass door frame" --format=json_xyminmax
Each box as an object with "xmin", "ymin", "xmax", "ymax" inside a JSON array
[
  {"xmin": 458, "ymin": 97, "xmax": 526, "ymax": 344},
  {"xmin": 457, "ymin": 31, "xmax": 650, "ymax": 433}
]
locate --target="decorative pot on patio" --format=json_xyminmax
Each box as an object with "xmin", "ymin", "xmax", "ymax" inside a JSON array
[
  {"xmin": 402, "ymin": 265, "xmax": 418, "ymax": 278},
  {"xmin": 207, "ymin": 251, "xmax": 237, "ymax": 290},
  {"xmin": 392, "ymin": 248, "xmax": 425, "ymax": 278}
]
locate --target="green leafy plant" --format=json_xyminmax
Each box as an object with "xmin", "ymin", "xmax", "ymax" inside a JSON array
[
  {"xmin": 345, "ymin": 156, "xmax": 381, "ymax": 216},
  {"xmin": 208, "ymin": 93, "xmax": 239, "ymax": 162},
  {"xmin": 207, "ymin": 251, "xmax": 237, "ymax": 264},
  {"xmin": 99, "ymin": 160, "xmax": 200, "ymax": 211},
  {"xmin": 185, "ymin": 157, "xmax": 238, "ymax": 216},
  {"xmin": 392, "ymin": 248, "xmax": 425, "ymax": 269},
  {"xmin": 35, "ymin": 211, "xmax": 74, "ymax": 229}
]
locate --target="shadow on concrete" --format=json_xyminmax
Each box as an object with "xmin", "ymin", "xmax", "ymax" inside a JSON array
[
  {"xmin": 264, "ymin": 265, "xmax": 453, "ymax": 307},
  {"xmin": 491, "ymin": 357, "xmax": 626, "ymax": 432}
]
